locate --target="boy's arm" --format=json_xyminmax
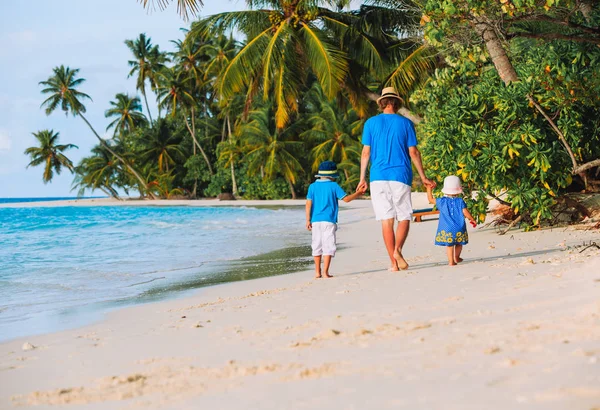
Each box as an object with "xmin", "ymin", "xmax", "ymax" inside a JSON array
[
  {"xmin": 426, "ymin": 185, "xmax": 436, "ymax": 205},
  {"xmin": 305, "ymin": 200, "xmax": 312, "ymax": 230},
  {"xmin": 342, "ymin": 190, "xmax": 363, "ymax": 203}
]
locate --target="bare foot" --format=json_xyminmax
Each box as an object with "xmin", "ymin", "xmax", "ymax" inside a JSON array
[
  {"xmin": 388, "ymin": 265, "xmax": 400, "ymax": 272},
  {"xmin": 324, "ymin": 273, "xmax": 333, "ymax": 278},
  {"xmin": 448, "ymin": 262, "xmax": 457, "ymax": 266},
  {"xmin": 455, "ymin": 257, "xmax": 464, "ymax": 264},
  {"xmin": 315, "ymin": 273, "xmax": 322, "ymax": 279},
  {"xmin": 393, "ymin": 250, "xmax": 409, "ymax": 270}
]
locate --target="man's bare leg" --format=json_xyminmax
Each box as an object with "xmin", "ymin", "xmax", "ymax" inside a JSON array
[
  {"xmin": 381, "ymin": 219, "xmax": 399, "ymax": 271},
  {"xmin": 314, "ymin": 255, "xmax": 322, "ymax": 278},
  {"xmin": 446, "ymin": 246, "xmax": 457, "ymax": 266},
  {"xmin": 393, "ymin": 220, "xmax": 410, "ymax": 270},
  {"xmin": 454, "ymin": 244, "xmax": 463, "ymax": 263},
  {"xmin": 323, "ymin": 255, "xmax": 333, "ymax": 278}
]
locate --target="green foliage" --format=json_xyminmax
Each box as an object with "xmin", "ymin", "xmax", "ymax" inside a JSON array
[{"xmin": 415, "ymin": 39, "xmax": 600, "ymax": 226}]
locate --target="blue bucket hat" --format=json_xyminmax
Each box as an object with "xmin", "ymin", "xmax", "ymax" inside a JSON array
[{"xmin": 315, "ymin": 160, "xmax": 339, "ymax": 178}]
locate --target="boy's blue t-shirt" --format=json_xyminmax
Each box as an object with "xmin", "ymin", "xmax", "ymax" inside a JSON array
[
  {"xmin": 307, "ymin": 180, "xmax": 347, "ymax": 224},
  {"xmin": 362, "ymin": 113, "xmax": 418, "ymax": 185}
]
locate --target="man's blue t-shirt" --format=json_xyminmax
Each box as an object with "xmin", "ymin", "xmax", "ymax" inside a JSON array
[
  {"xmin": 307, "ymin": 180, "xmax": 348, "ymax": 224},
  {"xmin": 362, "ymin": 113, "xmax": 418, "ymax": 185}
]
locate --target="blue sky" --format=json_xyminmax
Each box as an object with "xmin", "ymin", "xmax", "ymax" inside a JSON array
[{"xmin": 0, "ymin": 0, "xmax": 246, "ymax": 198}]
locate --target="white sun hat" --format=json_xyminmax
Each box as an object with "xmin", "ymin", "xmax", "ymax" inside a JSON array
[{"xmin": 441, "ymin": 175, "xmax": 463, "ymax": 195}]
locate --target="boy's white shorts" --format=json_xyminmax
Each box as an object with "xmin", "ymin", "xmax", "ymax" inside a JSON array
[
  {"xmin": 311, "ymin": 222, "xmax": 337, "ymax": 257},
  {"xmin": 370, "ymin": 181, "xmax": 413, "ymax": 221}
]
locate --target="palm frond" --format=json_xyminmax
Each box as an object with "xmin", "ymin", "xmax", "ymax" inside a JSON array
[
  {"xmin": 138, "ymin": 0, "xmax": 203, "ymax": 21},
  {"xmin": 300, "ymin": 22, "xmax": 348, "ymax": 99}
]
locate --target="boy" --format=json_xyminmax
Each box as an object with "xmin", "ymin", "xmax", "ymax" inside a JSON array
[{"xmin": 306, "ymin": 161, "xmax": 364, "ymax": 278}]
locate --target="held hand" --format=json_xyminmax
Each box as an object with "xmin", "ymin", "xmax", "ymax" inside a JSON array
[
  {"xmin": 356, "ymin": 180, "xmax": 368, "ymax": 193},
  {"xmin": 422, "ymin": 178, "xmax": 436, "ymax": 189},
  {"xmin": 306, "ymin": 221, "xmax": 312, "ymax": 231}
]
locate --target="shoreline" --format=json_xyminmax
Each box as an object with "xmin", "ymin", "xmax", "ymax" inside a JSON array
[
  {"xmin": 2, "ymin": 200, "xmax": 599, "ymax": 408},
  {"xmin": 0, "ymin": 197, "xmax": 311, "ymax": 209}
]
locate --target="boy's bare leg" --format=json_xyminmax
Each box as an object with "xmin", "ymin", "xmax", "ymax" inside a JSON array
[
  {"xmin": 323, "ymin": 256, "xmax": 333, "ymax": 278},
  {"xmin": 381, "ymin": 219, "xmax": 399, "ymax": 271},
  {"xmin": 447, "ymin": 246, "xmax": 457, "ymax": 266},
  {"xmin": 454, "ymin": 244, "xmax": 463, "ymax": 263},
  {"xmin": 314, "ymin": 256, "xmax": 322, "ymax": 278},
  {"xmin": 393, "ymin": 220, "xmax": 410, "ymax": 270}
]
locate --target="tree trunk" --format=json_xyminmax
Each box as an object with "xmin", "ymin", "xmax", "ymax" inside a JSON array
[
  {"xmin": 191, "ymin": 125, "xmax": 197, "ymax": 198},
  {"xmin": 142, "ymin": 86, "xmax": 154, "ymax": 125},
  {"xmin": 287, "ymin": 178, "xmax": 297, "ymax": 199},
  {"xmin": 471, "ymin": 17, "xmax": 519, "ymax": 84},
  {"xmin": 227, "ymin": 115, "xmax": 238, "ymax": 196},
  {"xmin": 100, "ymin": 184, "xmax": 121, "ymax": 200},
  {"xmin": 79, "ymin": 113, "xmax": 155, "ymax": 199},
  {"xmin": 184, "ymin": 110, "xmax": 213, "ymax": 175}
]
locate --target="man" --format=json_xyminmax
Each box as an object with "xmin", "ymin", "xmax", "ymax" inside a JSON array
[{"xmin": 356, "ymin": 87, "xmax": 435, "ymax": 271}]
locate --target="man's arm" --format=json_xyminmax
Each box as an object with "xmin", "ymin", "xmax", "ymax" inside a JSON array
[
  {"xmin": 356, "ymin": 145, "xmax": 371, "ymax": 192},
  {"xmin": 409, "ymin": 146, "xmax": 435, "ymax": 188},
  {"xmin": 305, "ymin": 200, "xmax": 312, "ymax": 230}
]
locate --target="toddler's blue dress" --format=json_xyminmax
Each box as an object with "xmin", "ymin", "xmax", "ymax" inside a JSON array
[{"xmin": 434, "ymin": 196, "xmax": 468, "ymax": 246}]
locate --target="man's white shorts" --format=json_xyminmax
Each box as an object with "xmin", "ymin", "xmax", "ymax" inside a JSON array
[
  {"xmin": 311, "ymin": 222, "xmax": 337, "ymax": 257},
  {"xmin": 370, "ymin": 181, "xmax": 413, "ymax": 221}
]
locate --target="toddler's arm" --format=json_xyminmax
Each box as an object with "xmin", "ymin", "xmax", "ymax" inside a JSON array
[
  {"xmin": 463, "ymin": 208, "xmax": 477, "ymax": 227},
  {"xmin": 305, "ymin": 200, "xmax": 312, "ymax": 230},
  {"xmin": 426, "ymin": 185, "xmax": 436, "ymax": 205}
]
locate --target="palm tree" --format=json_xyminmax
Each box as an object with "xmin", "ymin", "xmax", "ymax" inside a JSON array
[
  {"xmin": 170, "ymin": 37, "xmax": 205, "ymax": 89},
  {"xmin": 24, "ymin": 129, "xmax": 78, "ymax": 183},
  {"xmin": 190, "ymin": 1, "xmax": 364, "ymax": 129},
  {"xmin": 105, "ymin": 93, "xmax": 148, "ymax": 137},
  {"xmin": 140, "ymin": 119, "xmax": 185, "ymax": 172},
  {"xmin": 301, "ymin": 85, "xmax": 362, "ymax": 178},
  {"xmin": 72, "ymin": 145, "xmax": 122, "ymax": 199},
  {"xmin": 39, "ymin": 65, "xmax": 154, "ymax": 198},
  {"xmin": 240, "ymin": 105, "xmax": 303, "ymax": 198},
  {"xmin": 156, "ymin": 67, "xmax": 213, "ymax": 174},
  {"xmin": 125, "ymin": 34, "xmax": 167, "ymax": 124}
]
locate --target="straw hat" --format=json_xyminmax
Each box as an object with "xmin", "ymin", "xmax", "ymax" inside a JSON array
[
  {"xmin": 441, "ymin": 175, "xmax": 463, "ymax": 195},
  {"xmin": 376, "ymin": 87, "xmax": 404, "ymax": 105},
  {"xmin": 315, "ymin": 160, "xmax": 339, "ymax": 179}
]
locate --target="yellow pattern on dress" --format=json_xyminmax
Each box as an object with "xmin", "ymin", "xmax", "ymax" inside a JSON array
[{"xmin": 435, "ymin": 229, "xmax": 468, "ymax": 245}]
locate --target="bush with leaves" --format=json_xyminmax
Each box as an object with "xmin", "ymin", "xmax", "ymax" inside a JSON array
[{"xmin": 414, "ymin": 40, "xmax": 600, "ymax": 227}]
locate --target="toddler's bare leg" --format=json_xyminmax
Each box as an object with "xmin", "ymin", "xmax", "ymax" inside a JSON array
[
  {"xmin": 314, "ymin": 256, "xmax": 322, "ymax": 278},
  {"xmin": 323, "ymin": 256, "xmax": 333, "ymax": 278},
  {"xmin": 455, "ymin": 244, "xmax": 463, "ymax": 263},
  {"xmin": 446, "ymin": 246, "xmax": 457, "ymax": 266}
]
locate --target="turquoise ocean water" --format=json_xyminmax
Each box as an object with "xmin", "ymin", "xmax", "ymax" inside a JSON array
[{"xmin": 0, "ymin": 205, "xmax": 309, "ymax": 342}]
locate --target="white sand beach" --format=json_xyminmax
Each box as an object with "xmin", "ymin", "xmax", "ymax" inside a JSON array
[{"xmin": 1, "ymin": 196, "xmax": 600, "ymax": 409}]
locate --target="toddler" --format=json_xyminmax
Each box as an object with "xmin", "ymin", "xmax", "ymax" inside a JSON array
[{"xmin": 427, "ymin": 175, "xmax": 477, "ymax": 266}]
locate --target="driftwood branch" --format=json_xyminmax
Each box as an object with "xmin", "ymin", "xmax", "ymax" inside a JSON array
[
  {"xmin": 499, "ymin": 215, "xmax": 523, "ymax": 235},
  {"xmin": 574, "ymin": 159, "xmax": 600, "ymax": 174}
]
